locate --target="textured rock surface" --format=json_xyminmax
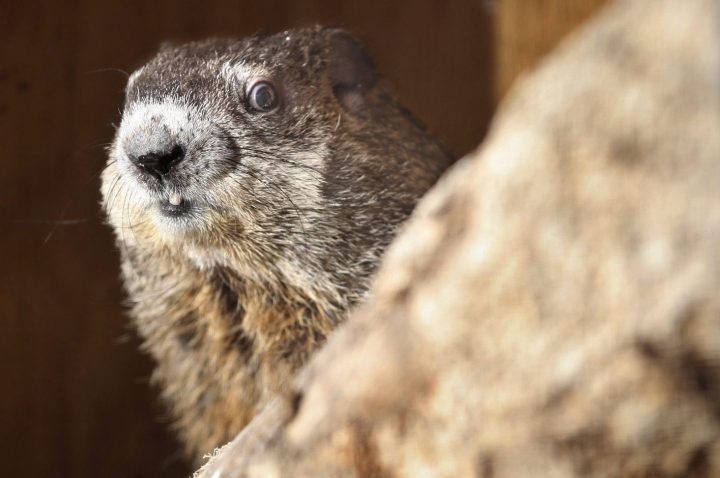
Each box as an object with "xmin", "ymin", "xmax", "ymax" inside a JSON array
[{"xmin": 196, "ymin": 0, "xmax": 720, "ymax": 476}]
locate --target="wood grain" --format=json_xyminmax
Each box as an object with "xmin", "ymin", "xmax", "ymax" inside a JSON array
[{"xmin": 495, "ymin": 0, "xmax": 609, "ymax": 98}]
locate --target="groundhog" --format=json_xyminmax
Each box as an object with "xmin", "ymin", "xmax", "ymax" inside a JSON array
[{"xmin": 101, "ymin": 26, "xmax": 452, "ymax": 460}]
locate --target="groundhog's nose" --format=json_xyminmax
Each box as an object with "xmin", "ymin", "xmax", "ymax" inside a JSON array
[{"xmin": 133, "ymin": 144, "xmax": 185, "ymax": 180}]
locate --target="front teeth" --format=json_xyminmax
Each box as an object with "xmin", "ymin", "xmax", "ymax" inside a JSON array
[{"xmin": 169, "ymin": 192, "xmax": 183, "ymax": 206}]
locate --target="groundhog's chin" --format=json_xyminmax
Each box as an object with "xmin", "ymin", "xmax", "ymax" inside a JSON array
[
  {"xmin": 150, "ymin": 201, "xmax": 241, "ymax": 247},
  {"xmin": 151, "ymin": 206, "xmax": 207, "ymax": 239},
  {"xmin": 153, "ymin": 212, "xmax": 201, "ymax": 237}
]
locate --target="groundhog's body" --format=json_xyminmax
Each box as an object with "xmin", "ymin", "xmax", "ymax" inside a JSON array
[{"xmin": 102, "ymin": 27, "xmax": 451, "ymax": 459}]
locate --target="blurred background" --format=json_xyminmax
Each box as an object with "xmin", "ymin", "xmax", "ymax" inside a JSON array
[{"xmin": 0, "ymin": 0, "xmax": 605, "ymax": 476}]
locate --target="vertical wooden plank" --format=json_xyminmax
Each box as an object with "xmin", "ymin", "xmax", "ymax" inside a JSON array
[{"xmin": 495, "ymin": 0, "xmax": 609, "ymax": 99}]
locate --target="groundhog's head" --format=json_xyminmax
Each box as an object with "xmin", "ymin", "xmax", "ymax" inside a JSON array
[{"xmin": 102, "ymin": 27, "xmax": 449, "ymax": 293}]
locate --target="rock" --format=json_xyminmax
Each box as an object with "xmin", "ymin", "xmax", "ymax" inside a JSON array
[{"xmin": 195, "ymin": 0, "xmax": 720, "ymax": 476}]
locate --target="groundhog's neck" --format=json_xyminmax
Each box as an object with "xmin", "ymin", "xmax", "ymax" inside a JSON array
[{"xmin": 120, "ymin": 243, "xmax": 343, "ymax": 459}]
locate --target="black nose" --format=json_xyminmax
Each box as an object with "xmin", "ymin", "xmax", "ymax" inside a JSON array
[{"xmin": 134, "ymin": 145, "xmax": 185, "ymax": 179}]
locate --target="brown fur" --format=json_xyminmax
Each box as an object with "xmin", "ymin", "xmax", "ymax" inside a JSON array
[
  {"xmin": 102, "ymin": 27, "xmax": 451, "ymax": 460},
  {"xmin": 124, "ymin": 245, "xmax": 338, "ymax": 456}
]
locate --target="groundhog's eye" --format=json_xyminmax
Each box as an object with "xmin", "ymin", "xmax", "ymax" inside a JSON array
[{"xmin": 247, "ymin": 80, "xmax": 279, "ymax": 113}]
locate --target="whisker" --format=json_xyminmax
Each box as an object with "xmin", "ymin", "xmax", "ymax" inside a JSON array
[
  {"xmin": 225, "ymin": 158, "xmax": 310, "ymax": 239},
  {"xmin": 16, "ymin": 218, "xmax": 89, "ymax": 225},
  {"xmin": 215, "ymin": 133, "xmax": 324, "ymax": 177},
  {"xmin": 86, "ymin": 67, "xmax": 131, "ymax": 78},
  {"xmin": 104, "ymin": 174, "xmax": 124, "ymax": 217}
]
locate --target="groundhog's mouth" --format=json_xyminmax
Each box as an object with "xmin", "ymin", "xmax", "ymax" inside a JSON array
[
  {"xmin": 159, "ymin": 193, "xmax": 193, "ymax": 218},
  {"xmin": 160, "ymin": 201, "xmax": 191, "ymax": 218}
]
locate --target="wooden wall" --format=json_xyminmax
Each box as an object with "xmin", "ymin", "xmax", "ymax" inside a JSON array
[
  {"xmin": 0, "ymin": 1, "xmax": 492, "ymax": 477},
  {"xmin": 0, "ymin": 0, "xmax": 605, "ymax": 476},
  {"xmin": 496, "ymin": 0, "xmax": 609, "ymax": 97}
]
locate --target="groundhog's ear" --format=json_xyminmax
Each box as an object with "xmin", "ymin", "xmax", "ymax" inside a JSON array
[{"xmin": 325, "ymin": 29, "xmax": 378, "ymax": 113}]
